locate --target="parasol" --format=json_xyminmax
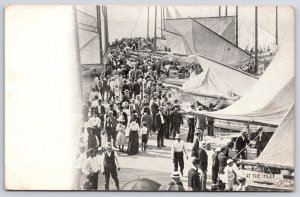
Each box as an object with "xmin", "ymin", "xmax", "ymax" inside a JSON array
[{"xmin": 121, "ymin": 178, "xmax": 161, "ymax": 191}]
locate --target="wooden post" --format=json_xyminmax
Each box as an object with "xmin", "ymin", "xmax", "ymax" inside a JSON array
[
  {"xmin": 219, "ymin": 6, "xmax": 221, "ymax": 17},
  {"xmin": 236, "ymin": 6, "xmax": 238, "ymax": 46},
  {"xmin": 154, "ymin": 5, "xmax": 157, "ymax": 52},
  {"xmin": 276, "ymin": 6, "xmax": 278, "ymax": 45},
  {"xmin": 147, "ymin": 6, "xmax": 149, "ymax": 38},
  {"xmin": 96, "ymin": 5, "xmax": 103, "ymax": 65},
  {"xmin": 255, "ymin": 6, "xmax": 258, "ymax": 75}
]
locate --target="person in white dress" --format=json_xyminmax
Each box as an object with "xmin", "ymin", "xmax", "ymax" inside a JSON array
[{"xmin": 116, "ymin": 117, "xmax": 126, "ymax": 152}]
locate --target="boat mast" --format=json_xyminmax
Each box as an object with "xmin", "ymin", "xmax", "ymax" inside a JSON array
[
  {"xmin": 96, "ymin": 5, "xmax": 103, "ymax": 65},
  {"xmin": 147, "ymin": 6, "xmax": 149, "ymax": 39},
  {"xmin": 154, "ymin": 5, "xmax": 157, "ymax": 52},
  {"xmin": 276, "ymin": 6, "xmax": 278, "ymax": 45},
  {"xmin": 236, "ymin": 6, "xmax": 239, "ymax": 46},
  {"xmin": 255, "ymin": 6, "xmax": 258, "ymax": 75}
]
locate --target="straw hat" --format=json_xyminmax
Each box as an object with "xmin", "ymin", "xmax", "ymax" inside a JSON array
[
  {"xmin": 170, "ymin": 171, "xmax": 181, "ymax": 182},
  {"xmin": 117, "ymin": 117, "xmax": 125, "ymax": 122},
  {"xmin": 200, "ymin": 141, "xmax": 206, "ymax": 147},
  {"xmin": 227, "ymin": 159, "xmax": 233, "ymax": 164}
]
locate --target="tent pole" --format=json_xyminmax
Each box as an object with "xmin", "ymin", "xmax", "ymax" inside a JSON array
[
  {"xmin": 219, "ymin": 6, "xmax": 221, "ymax": 17},
  {"xmin": 96, "ymin": 5, "xmax": 103, "ymax": 65},
  {"xmin": 236, "ymin": 6, "xmax": 239, "ymax": 46},
  {"xmin": 147, "ymin": 6, "xmax": 149, "ymax": 39},
  {"xmin": 255, "ymin": 6, "xmax": 258, "ymax": 75},
  {"xmin": 154, "ymin": 5, "xmax": 157, "ymax": 52},
  {"xmin": 276, "ymin": 6, "xmax": 278, "ymax": 45},
  {"xmin": 225, "ymin": 6, "xmax": 228, "ymax": 16}
]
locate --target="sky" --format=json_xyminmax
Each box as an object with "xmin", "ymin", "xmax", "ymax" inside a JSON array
[{"xmin": 76, "ymin": 5, "xmax": 292, "ymax": 52}]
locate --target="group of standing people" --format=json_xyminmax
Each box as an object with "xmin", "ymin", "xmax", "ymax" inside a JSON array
[{"xmin": 74, "ymin": 37, "xmax": 258, "ymax": 191}]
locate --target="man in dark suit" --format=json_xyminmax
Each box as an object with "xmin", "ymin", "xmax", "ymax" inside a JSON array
[
  {"xmin": 163, "ymin": 101, "xmax": 172, "ymax": 139},
  {"xmin": 104, "ymin": 111, "xmax": 118, "ymax": 148},
  {"xmin": 235, "ymin": 130, "xmax": 250, "ymax": 159},
  {"xmin": 212, "ymin": 147, "xmax": 221, "ymax": 184},
  {"xmin": 170, "ymin": 104, "xmax": 183, "ymax": 139},
  {"xmin": 191, "ymin": 130, "xmax": 201, "ymax": 157},
  {"xmin": 255, "ymin": 127, "xmax": 268, "ymax": 157},
  {"xmin": 198, "ymin": 141, "xmax": 208, "ymax": 191},
  {"xmin": 188, "ymin": 158, "xmax": 201, "ymax": 191},
  {"xmin": 155, "ymin": 106, "xmax": 166, "ymax": 148}
]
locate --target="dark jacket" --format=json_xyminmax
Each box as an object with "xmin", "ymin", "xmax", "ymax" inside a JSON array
[
  {"xmin": 218, "ymin": 153, "xmax": 228, "ymax": 174},
  {"xmin": 192, "ymin": 137, "xmax": 200, "ymax": 157},
  {"xmin": 235, "ymin": 135, "xmax": 250, "ymax": 151},
  {"xmin": 212, "ymin": 151, "xmax": 220, "ymax": 170},
  {"xmin": 171, "ymin": 110, "xmax": 183, "ymax": 127},
  {"xmin": 198, "ymin": 148, "xmax": 208, "ymax": 171},
  {"xmin": 155, "ymin": 112, "xmax": 166, "ymax": 130},
  {"xmin": 188, "ymin": 168, "xmax": 201, "ymax": 191}
]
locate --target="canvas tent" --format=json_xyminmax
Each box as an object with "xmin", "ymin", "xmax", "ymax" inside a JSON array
[
  {"xmin": 252, "ymin": 105, "xmax": 295, "ymax": 169},
  {"xmin": 188, "ymin": 35, "xmax": 294, "ymax": 126},
  {"xmin": 163, "ymin": 17, "xmax": 251, "ymax": 66},
  {"xmin": 181, "ymin": 54, "xmax": 258, "ymax": 98}
]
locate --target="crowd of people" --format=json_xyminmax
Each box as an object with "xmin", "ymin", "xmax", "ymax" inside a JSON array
[{"xmin": 73, "ymin": 37, "xmax": 268, "ymax": 191}]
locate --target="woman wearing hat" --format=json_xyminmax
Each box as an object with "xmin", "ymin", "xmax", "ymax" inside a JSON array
[{"xmin": 116, "ymin": 117, "xmax": 126, "ymax": 153}]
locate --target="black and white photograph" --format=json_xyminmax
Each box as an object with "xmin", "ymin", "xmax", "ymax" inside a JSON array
[{"xmin": 5, "ymin": 4, "xmax": 294, "ymax": 192}]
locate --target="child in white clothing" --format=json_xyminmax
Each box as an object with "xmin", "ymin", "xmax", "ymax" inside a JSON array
[{"xmin": 223, "ymin": 159, "xmax": 237, "ymax": 191}]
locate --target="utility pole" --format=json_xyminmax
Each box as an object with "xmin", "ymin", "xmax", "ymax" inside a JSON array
[
  {"xmin": 154, "ymin": 5, "xmax": 157, "ymax": 52},
  {"xmin": 96, "ymin": 5, "xmax": 103, "ymax": 65},
  {"xmin": 255, "ymin": 6, "xmax": 258, "ymax": 75},
  {"xmin": 236, "ymin": 6, "xmax": 239, "ymax": 46}
]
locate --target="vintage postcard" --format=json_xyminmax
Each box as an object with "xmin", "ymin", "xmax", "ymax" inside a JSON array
[{"xmin": 5, "ymin": 5, "xmax": 294, "ymax": 191}]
